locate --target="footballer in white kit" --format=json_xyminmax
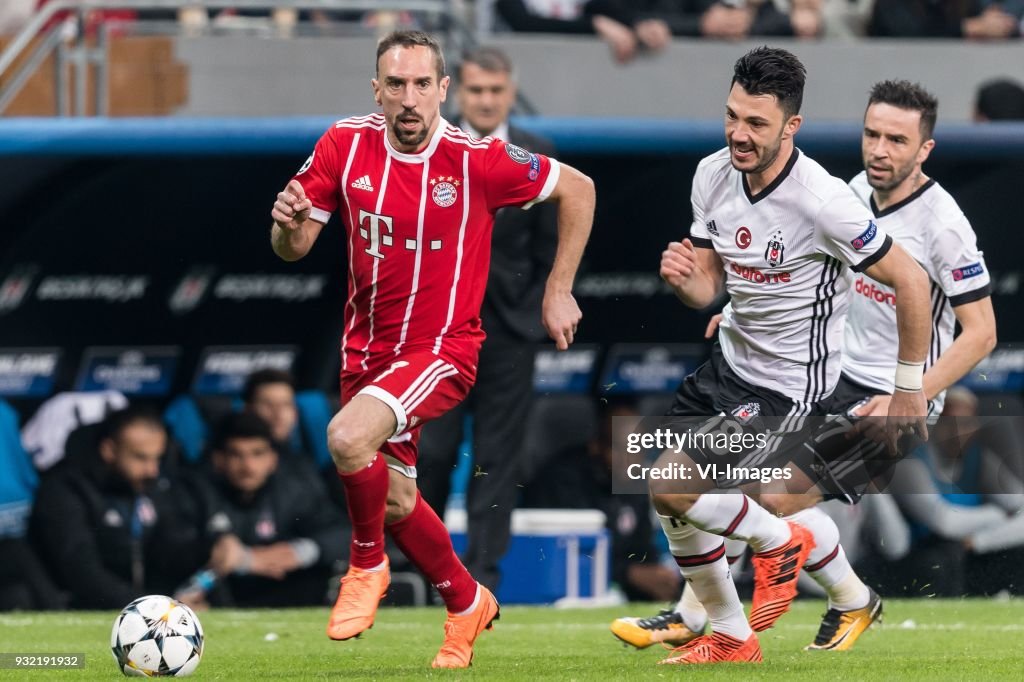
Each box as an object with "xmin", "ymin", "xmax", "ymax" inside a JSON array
[
  {"xmin": 842, "ymin": 171, "xmax": 991, "ymax": 415},
  {"xmin": 617, "ymin": 49, "xmax": 932, "ymax": 666},
  {"xmin": 792, "ymin": 82, "xmax": 995, "ymax": 509},
  {"xmin": 763, "ymin": 80, "xmax": 997, "ymax": 653}
]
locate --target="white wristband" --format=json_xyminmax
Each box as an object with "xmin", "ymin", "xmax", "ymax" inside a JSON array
[{"xmin": 894, "ymin": 360, "xmax": 924, "ymax": 392}]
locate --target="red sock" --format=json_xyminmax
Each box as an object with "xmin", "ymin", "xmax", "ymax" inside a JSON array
[
  {"xmin": 387, "ymin": 492, "xmax": 478, "ymax": 613},
  {"xmin": 338, "ymin": 454, "xmax": 389, "ymax": 569}
]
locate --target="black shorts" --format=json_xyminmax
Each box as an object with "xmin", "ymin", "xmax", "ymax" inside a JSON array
[
  {"xmin": 656, "ymin": 344, "xmax": 822, "ymax": 489},
  {"xmin": 796, "ymin": 373, "xmax": 891, "ymax": 505}
]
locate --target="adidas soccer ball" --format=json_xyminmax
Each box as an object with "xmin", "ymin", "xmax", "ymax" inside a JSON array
[{"xmin": 110, "ymin": 595, "xmax": 204, "ymax": 677}]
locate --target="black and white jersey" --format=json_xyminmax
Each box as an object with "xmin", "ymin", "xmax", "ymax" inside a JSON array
[
  {"xmin": 844, "ymin": 173, "xmax": 992, "ymax": 413},
  {"xmin": 689, "ymin": 148, "xmax": 892, "ymax": 404}
]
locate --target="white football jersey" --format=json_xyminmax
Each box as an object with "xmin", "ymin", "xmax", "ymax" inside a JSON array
[
  {"xmin": 843, "ymin": 172, "xmax": 992, "ymax": 413},
  {"xmin": 690, "ymin": 148, "xmax": 892, "ymax": 403}
]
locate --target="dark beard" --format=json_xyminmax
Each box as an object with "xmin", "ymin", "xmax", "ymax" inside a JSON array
[
  {"xmin": 729, "ymin": 131, "xmax": 784, "ymax": 174},
  {"xmin": 749, "ymin": 134, "xmax": 785, "ymax": 175},
  {"xmin": 394, "ymin": 120, "xmax": 427, "ymax": 148}
]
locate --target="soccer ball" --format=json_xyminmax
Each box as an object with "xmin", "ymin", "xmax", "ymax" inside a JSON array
[{"xmin": 110, "ymin": 595, "xmax": 204, "ymax": 677}]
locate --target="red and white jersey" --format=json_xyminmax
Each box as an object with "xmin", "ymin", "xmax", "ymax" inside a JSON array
[{"xmin": 293, "ymin": 114, "xmax": 560, "ymax": 373}]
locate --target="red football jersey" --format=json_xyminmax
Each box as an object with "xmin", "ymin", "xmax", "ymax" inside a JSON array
[{"xmin": 294, "ymin": 114, "xmax": 559, "ymax": 373}]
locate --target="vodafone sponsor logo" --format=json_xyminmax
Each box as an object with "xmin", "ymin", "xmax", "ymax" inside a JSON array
[
  {"xmin": 730, "ymin": 263, "xmax": 790, "ymax": 284},
  {"xmin": 854, "ymin": 277, "xmax": 896, "ymax": 306}
]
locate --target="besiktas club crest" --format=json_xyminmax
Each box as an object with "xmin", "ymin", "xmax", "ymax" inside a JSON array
[{"xmin": 764, "ymin": 231, "xmax": 785, "ymax": 268}]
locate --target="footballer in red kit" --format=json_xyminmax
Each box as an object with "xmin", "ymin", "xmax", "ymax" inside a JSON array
[
  {"xmin": 296, "ymin": 112, "xmax": 561, "ymax": 459},
  {"xmin": 269, "ymin": 31, "xmax": 594, "ymax": 669}
]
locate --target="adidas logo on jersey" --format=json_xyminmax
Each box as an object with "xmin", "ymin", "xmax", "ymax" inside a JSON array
[{"xmin": 351, "ymin": 175, "xmax": 374, "ymax": 192}]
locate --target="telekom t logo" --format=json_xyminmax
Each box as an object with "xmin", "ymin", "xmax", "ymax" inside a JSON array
[{"xmin": 359, "ymin": 209, "xmax": 393, "ymax": 259}]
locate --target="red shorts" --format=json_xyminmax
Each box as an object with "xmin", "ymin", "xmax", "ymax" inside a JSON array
[{"xmin": 340, "ymin": 348, "xmax": 476, "ymax": 472}]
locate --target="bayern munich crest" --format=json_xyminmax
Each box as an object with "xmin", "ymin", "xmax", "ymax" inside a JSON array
[{"xmin": 430, "ymin": 176, "xmax": 460, "ymax": 207}]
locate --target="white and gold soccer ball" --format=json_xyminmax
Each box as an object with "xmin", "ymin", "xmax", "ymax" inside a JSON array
[{"xmin": 110, "ymin": 595, "xmax": 204, "ymax": 677}]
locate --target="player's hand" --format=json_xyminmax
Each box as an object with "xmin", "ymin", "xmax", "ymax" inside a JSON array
[
  {"xmin": 543, "ymin": 288, "xmax": 582, "ymax": 351},
  {"xmin": 704, "ymin": 313, "xmax": 723, "ymax": 339},
  {"xmin": 852, "ymin": 394, "xmax": 891, "ymax": 418},
  {"xmin": 660, "ymin": 239, "xmax": 699, "ymax": 290},
  {"xmin": 885, "ymin": 389, "xmax": 928, "ymax": 456},
  {"xmin": 271, "ymin": 179, "xmax": 312, "ymax": 231},
  {"xmin": 848, "ymin": 394, "xmax": 890, "ymax": 444}
]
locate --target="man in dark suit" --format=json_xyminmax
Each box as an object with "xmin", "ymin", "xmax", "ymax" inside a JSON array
[{"xmin": 418, "ymin": 46, "xmax": 558, "ymax": 591}]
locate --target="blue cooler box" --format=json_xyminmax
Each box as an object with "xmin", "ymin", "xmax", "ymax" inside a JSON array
[{"xmin": 446, "ymin": 508, "xmax": 610, "ymax": 605}]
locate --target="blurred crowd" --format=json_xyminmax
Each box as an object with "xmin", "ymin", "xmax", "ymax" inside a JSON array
[
  {"xmin": 3, "ymin": 1, "xmax": 1024, "ymax": 45},
  {"xmin": 3, "ymin": 2, "xmax": 1023, "ymax": 118}
]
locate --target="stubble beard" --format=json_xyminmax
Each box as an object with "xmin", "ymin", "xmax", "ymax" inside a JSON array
[{"xmin": 866, "ymin": 160, "xmax": 916, "ymax": 192}]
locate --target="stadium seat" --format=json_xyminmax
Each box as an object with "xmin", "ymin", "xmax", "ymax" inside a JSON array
[
  {"xmin": 295, "ymin": 390, "xmax": 335, "ymax": 471},
  {"xmin": 0, "ymin": 398, "xmax": 37, "ymax": 539},
  {"xmin": 163, "ymin": 395, "xmax": 209, "ymax": 464}
]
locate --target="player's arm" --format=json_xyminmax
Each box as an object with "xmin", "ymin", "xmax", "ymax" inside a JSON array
[
  {"xmin": 270, "ymin": 179, "xmax": 325, "ymax": 261},
  {"xmin": 660, "ymin": 239, "xmax": 725, "ymax": 309},
  {"xmin": 663, "ymin": 160, "xmax": 723, "ymax": 309},
  {"xmin": 860, "ymin": 242, "xmax": 932, "ymax": 443},
  {"xmin": 861, "ymin": 242, "xmax": 931, "ymax": 369},
  {"xmin": 541, "ymin": 161, "xmax": 595, "ymax": 350},
  {"xmin": 923, "ymin": 225, "xmax": 997, "ymax": 401},
  {"xmin": 923, "ymin": 296, "xmax": 997, "ymax": 401},
  {"xmin": 272, "ymin": 127, "xmax": 342, "ymax": 261}
]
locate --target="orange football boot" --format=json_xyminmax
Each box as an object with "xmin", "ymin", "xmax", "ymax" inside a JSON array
[
  {"xmin": 431, "ymin": 585, "xmax": 500, "ymax": 668},
  {"xmin": 749, "ymin": 521, "xmax": 815, "ymax": 632},
  {"xmin": 326, "ymin": 556, "xmax": 390, "ymax": 641},
  {"xmin": 659, "ymin": 632, "xmax": 763, "ymax": 664}
]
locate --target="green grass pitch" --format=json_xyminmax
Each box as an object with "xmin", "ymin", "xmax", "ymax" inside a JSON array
[{"xmin": 1, "ymin": 599, "xmax": 1022, "ymax": 680}]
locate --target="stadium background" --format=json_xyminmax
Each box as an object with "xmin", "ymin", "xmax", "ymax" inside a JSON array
[{"xmin": 2, "ymin": 1, "xmax": 1024, "ymax": 613}]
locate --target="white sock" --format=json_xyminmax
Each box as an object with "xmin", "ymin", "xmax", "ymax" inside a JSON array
[
  {"xmin": 659, "ymin": 514, "xmax": 750, "ymax": 640},
  {"xmin": 673, "ymin": 583, "xmax": 708, "ymax": 633},
  {"xmin": 786, "ymin": 508, "xmax": 869, "ymax": 611},
  {"xmin": 659, "ymin": 514, "xmax": 709, "ymax": 632},
  {"xmin": 451, "ymin": 584, "xmax": 481, "ymax": 617},
  {"xmin": 685, "ymin": 494, "xmax": 790, "ymax": 554},
  {"xmin": 684, "ymin": 559, "xmax": 751, "ymax": 640},
  {"xmin": 725, "ymin": 538, "xmax": 747, "ymax": 573}
]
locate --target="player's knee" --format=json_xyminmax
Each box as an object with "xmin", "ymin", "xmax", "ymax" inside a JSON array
[
  {"xmin": 760, "ymin": 492, "xmax": 812, "ymax": 517},
  {"xmin": 327, "ymin": 417, "xmax": 378, "ymax": 470}
]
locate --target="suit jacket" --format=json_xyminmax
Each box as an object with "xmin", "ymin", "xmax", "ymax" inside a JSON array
[{"xmin": 481, "ymin": 125, "xmax": 559, "ymax": 342}]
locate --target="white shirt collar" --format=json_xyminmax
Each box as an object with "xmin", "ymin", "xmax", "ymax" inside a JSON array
[
  {"xmin": 384, "ymin": 116, "xmax": 448, "ymax": 164},
  {"xmin": 462, "ymin": 119, "xmax": 510, "ymax": 143}
]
